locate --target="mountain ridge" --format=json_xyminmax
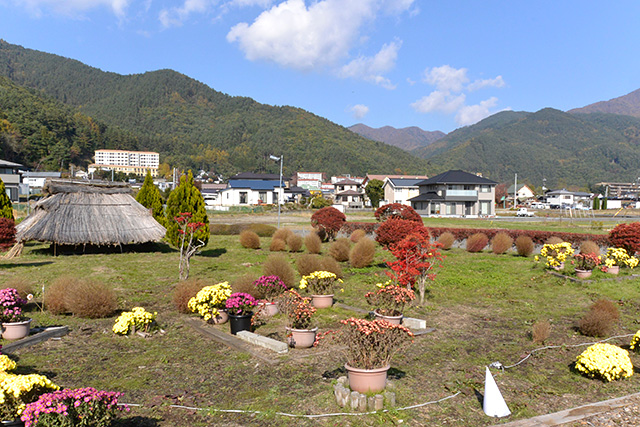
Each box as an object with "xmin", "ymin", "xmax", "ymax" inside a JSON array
[{"xmin": 348, "ymin": 123, "xmax": 445, "ymax": 151}]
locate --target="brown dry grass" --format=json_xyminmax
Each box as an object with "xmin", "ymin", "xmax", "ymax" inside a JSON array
[
  {"xmin": 231, "ymin": 274, "xmax": 259, "ymax": 298},
  {"xmin": 466, "ymin": 233, "xmax": 488, "ymax": 253},
  {"xmin": 272, "ymin": 228, "xmax": 293, "ymax": 241},
  {"xmin": 491, "ymin": 232, "xmax": 513, "ymax": 255},
  {"xmin": 263, "ymin": 254, "xmax": 297, "ymax": 288},
  {"xmin": 63, "ymin": 280, "xmax": 117, "ymax": 319},
  {"xmin": 437, "ymin": 232, "xmax": 455, "ymax": 250},
  {"xmin": 349, "ymin": 229, "xmax": 366, "ymax": 243},
  {"xmin": 579, "ymin": 299, "xmax": 619, "ymax": 337},
  {"xmin": 286, "ymin": 233, "xmax": 303, "ymax": 252},
  {"xmin": 269, "ymin": 238, "xmax": 287, "ymax": 252},
  {"xmin": 532, "ymin": 320, "xmax": 551, "ymax": 344},
  {"xmin": 579, "ymin": 240, "xmax": 600, "ymax": 256},
  {"xmin": 0, "ymin": 277, "xmax": 35, "ymax": 299},
  {"xmin": 304, "ymin": 233, "xmax": 322, "ymax": 254},
  {"xmin": 515, "ymin": 235, "xmax": 534, "ymax": 257},
  {"xmin": 46, "ymin": 276, "xmax": 79, "ymax": 315},
  {"xmin": 173, "ymin": 278, "xmax": 208, "ymax": 313},
  {"xmin": 546, "ymin": 236, "xmax": 563, "ymax": 245},
  {"xmin": 296, "ymin": 254, "xmax": 325, "ymax": 277}
]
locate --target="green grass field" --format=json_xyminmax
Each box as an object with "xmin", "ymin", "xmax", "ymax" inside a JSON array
[{"xmin": 3, "ymin": 214, "xmax": 640, "ymax": 426}]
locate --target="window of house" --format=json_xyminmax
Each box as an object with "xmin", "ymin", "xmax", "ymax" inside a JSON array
[
  {"xmin": 430, "ymin": 203, "xmax": 440, "ymax": 215},
  {"xmin": 446, "ymin": 203, "xmax": 456, "ymax": 215},
  {"xmin": 480, "ymin": 185, "xmax": 491, "ymax": 193},
  {"xmin": 239, "ymin": 192, "xmax": 247, "ymax": 204},
  {"xmin": 259, "ymin": 192, "xmax": 267, "ymax": 203}
]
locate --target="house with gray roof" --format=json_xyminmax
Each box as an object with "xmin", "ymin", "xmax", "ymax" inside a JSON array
[
  {"xmin": 408, "ymin": 170, "xmax": 497, "ymax": 217},
  {"xmin": 382, "ymin": 178, "xmax": 424, "ymax": 206}
]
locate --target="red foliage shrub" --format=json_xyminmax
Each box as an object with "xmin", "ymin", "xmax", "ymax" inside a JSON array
[
  {"xmin": 466, "ymin": 233, "xmax": 488, "ymax": 253},
  {"xmin": 311, "ymin": 207, "xmax": 346, "ymax": 241},
  {"xmin": 374, "ymin": 203, "xmax": 422, "ymax": 223},
  {"xmin": 0, "ymin": 218, "xmax": 16, "ymax": 251},
  {"xmin": 609, "ymin": 222, "xmax": 640, "ymax": 254},
  {"xmin": 375, "ymin": 218, "xmax": 429, "ymax": 248}
]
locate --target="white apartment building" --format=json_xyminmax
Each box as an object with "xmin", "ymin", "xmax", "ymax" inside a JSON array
[{"xmin": 90, "ymin": 150, "xmax": 159, "ymax": 177}]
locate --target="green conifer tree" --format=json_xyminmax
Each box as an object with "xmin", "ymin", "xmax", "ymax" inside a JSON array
[
  {"xmin": 165, "ymin": 171, "xmax": 209, "ymax": 247},
  {"xmin": 136, "ymin": 171, "xmax": 165, "ymax": 227},
  {"xmin": 593, "ymin": 196, "xmax": 600, "ymax": 210},
  {"xmin": 0, "ymin": 178, "xmax": 14, "ymax": 220}
]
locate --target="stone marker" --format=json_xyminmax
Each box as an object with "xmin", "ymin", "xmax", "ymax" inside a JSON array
[
  {"xmin": 358, "ymin": 394, "xmax": 367, "ymax": 411},
  {"xmin": 375, "ymin": 394, "xmax": 384, "ymax": 410},
  {"xmin": 350, "ymin": 391, "xmax": 360, "ymax": 410},
  {"xmin": 235, "ymin": 331, "xmax": 288, "ymax": 353},
  {"xmin": 368, "ymin": 396, "xmax": 376, "ymax": 410},
  {"xmin": 384, "ymin": 391, "xmax": 396, "ymax": 407},
  {"xmin": 402, "ymin": 317, "xmax": 427, "ymax": 329}
]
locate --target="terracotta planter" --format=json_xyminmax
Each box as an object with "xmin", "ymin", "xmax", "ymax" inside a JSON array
[
  {"xmin": 1, "ymin": 319, "xmax": 31, "ymax": 341},
  {"xmin": 228, "ymin": 313, "xmax": 253, "ymax": 335},
  {"xmin": 607, "ymin": 265, "xmax": 620, "ymax": 274},
  {"xmin": 257, "ymin": 302, "xmax": 279, "ymax": 316},
  {"xmin": 311, "ymin": 294, "xmax": 334, "ymax": 309},
  {"xmin": 345, "ymin": 363, "xmax": 390, "ymax": 393},
  {"xmin": 286, "ymin": 326, "xmax": 318, "ymax": 348},
  {"xmin": 575, "ymin": 269, "xmax": 592, "ymax": 279},
  {"xmin": 373, "ymin": 309, "xmax": 403, "ymax": 325},
  {"xmin": 552, "ymin": 262, "xmax": 565, "ymax": 271},
  {"xmin": 208, "ymin": 309, "xmax": 228, "ymax": 325}
]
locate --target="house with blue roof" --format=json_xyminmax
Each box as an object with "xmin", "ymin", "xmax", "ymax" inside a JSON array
[{"xmin": 220, "ymin": 173, "xmax": 283, "ymax": 206}]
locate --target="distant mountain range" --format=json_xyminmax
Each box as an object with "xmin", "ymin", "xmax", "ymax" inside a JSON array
[
  {"xmin": 0, "ymin": 40, "xmax": 428, "ymax": 177},
  {"xmin": 569, "ymin": 88, "xmax": 640, "ymax": 118},
  {"xmin": 348, "ymin": 124, "xmax": 445, "ymax": 151}
]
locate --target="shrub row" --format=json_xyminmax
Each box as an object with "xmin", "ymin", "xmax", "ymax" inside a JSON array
[
  {"xmin": 211, "ymin": 223, "xmax": 276, "ymax": 237},
  {"xmin": 340, "ymin": 222, "xmax": 379, "ymax": 235},
  {"xmin": 427, "ymin": 227, "xmax": 610, "ymax": 247}
]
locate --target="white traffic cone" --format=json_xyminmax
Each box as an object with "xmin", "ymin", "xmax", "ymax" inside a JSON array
[{"xmin": 483, "ymin": 366, "xmax": 511, "ymax": 418}]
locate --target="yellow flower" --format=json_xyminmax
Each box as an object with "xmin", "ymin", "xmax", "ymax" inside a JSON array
[
  {"xmin": 575, "ymin": 343, "xmax": 633, "ymax": 382},
  {"xmin": 187, "ymin": 282, "xmax": 232, "ymax": 321},
  {"xmin": 113, "ymin": 307, "xmax": 157, "ymax": 335},
  {"xmin": 0, "ymin": 356, "xmax": 16, "ymax": 373}
]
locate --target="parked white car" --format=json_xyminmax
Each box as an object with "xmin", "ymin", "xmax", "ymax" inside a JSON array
[{"xmin": 516, "ymin": 208, "xmax": 535, "ymax": 217}]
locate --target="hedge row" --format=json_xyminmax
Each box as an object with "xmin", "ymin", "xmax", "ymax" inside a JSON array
[
  {"xmin": 340, "ymin": 222, "xmax": 379, "ymax": 235},
  {"xmin": 427, "ymin": 227, "xmax": 610, "ymax": 247}
]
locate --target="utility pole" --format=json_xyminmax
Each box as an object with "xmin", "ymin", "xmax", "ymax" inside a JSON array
[{"xmin": 514, "ymin": 173, "xmax": 518, "ymax": 208}]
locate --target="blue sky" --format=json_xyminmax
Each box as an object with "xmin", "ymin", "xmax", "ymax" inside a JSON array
[{"xmin": 1, "ymin": 1, "xmax": 639, "ymax": 134}]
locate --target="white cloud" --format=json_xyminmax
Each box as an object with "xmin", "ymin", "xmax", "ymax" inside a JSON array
[
  {"xmin": 423, "ymin": 65, "xmax": 469, "ymax": 92},
  {"xmin": 455, "ymin": 97, "xmax": 498, "ymax": 126},
  {"xmin": 467, "ymin": 75, "xmax": 505, "ymax": 91},
  {"xmin": 349, "ymin": 104, "xmax": 370, "ymax": 119},
  {"xmin": 411, "ymin": 90, "xmax": 465, "ymax": 114},
  {"xmin": 225, "ymin": 0, "xmax": 274, "ymax": 7},
  {"xmin": 159, "ymin": 0, "xmax": 210, "ymax": 28},
  {"xmin": 18, "ymin": 0, "xmax": 131, "ymax": 17},
  {"xmin": 338, "ymin": 41, "xmax": 400, "ymax": 89}
]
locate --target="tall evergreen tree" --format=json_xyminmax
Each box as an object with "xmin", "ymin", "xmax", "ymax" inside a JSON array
[
  {"xmin": 136, "ymin": 171, "xmax": 165, "ymax": 227},
  {"xmin": 165, "ymin": 171, "xmax": 209, "ymax": 247},
  {"xmin": 364, "ymin": 179, "xmax": 384, "ymax": 208},
  {"xmin": 0, "ymin": 178, "xmax": 13, "ymax": 220}
]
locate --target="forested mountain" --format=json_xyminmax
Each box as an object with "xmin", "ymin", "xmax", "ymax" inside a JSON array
[
  {"xmin": 0, "ymin": 40, "xmax": 429, "ymax": 177},
  {"xmin": 569, "ymin": 88, "xmax": 640, "ymax": 118},
  {"xmin": 0, "ymin": 75, "xmax": 147, "ymax": 170},
  {"xmin": 410, "ymin": 108, "xmax": 640, "ymax": 188},
  {"xmin": 348, "ymin": 123, "xmax": 445, "ymax": 151}
]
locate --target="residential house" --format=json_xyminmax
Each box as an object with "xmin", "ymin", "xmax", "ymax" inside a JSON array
[
  {"xmin": 382, "ymin": 178, "xmax": 424, "ymax": 206},
  {"xmin": 22, "ymin": 172, "xmax": 62, "ymax": 195},
  {"xmin": 333, "ymin": 178, "xmax": 365, "ymax": 209},
  {"xmin": 220, "ymin": 173, "xmax": 283, "ymax": 206},
  {"xmin": 408, "ymin": 170, "xmax": 497, "ymax": 217},
  {"xmin": 507, "ymin": 183, "xmax": 535, "ymax": 203},
  {"xmin": 0, "ymin": 159, "xmax": 23, "ymax": 202},
  {"xmin": 545, "ymin": 189, "xmax": 574, "ymax": 208},
  {"xmin": 362, "ymin": 174, "xmax": 428, "ymax": 188}
]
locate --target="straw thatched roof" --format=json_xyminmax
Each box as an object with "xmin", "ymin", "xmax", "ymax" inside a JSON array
[{"xmin": 16, "ymin": 179, "xmax": 166, "ymax": 246}]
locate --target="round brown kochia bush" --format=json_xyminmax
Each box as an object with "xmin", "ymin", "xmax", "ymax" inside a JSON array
[
  {"xmin": 329, "ymin": 238, "xmax": 351, "ymax": 262},
  {"xmin": 545, "ymin": 236, "xmax": 563, "ymax": 245},
  {"xmin": 579, "ymin": 240, "xmax": 600, "ymax": 256},
  {"xmin": 286, "ymin": 233, "xmax": 303, "ymax": 252},
  {"xmin": 609, "ymin": 222, "xmax": 640, "ymax": 255},
  {"xmin": 437, "ymin": 232, "xmax": 455, "ymax": 250},
  {"xmin": 579, "ymin": 298, "xmax": 619, "ymax": 337},
  {"xmin": 491, "ymin": 232, "xmax": 513, "ymax": 255},
  {"xmin": 272, "ymin": 228, "xmax": 294, "ymax": 242},
  {"xmin": 515, "ymin": 235, "xmax": 534, "ymax": 257},
  {"xmin": 232, "ymin": 274, "xmax": 260, "ymax": 298},
  {"xmin": 531, "ymin": 320, "xmax": 551, "ymax": 344},
  {"xmin": 46, "ymin": 276, "xmax": 79, "ymax": 315},
  {"xmin": 239, "ymin": 230, "xmax": 261, "ymax": 249},
  {"xmin": 63, "ymin": 280, "xmax": 117, "ymax": 319},
  {"xmin": 296, "ymin": 254, "xmax": 325, "ymax": 277},
  {"xmin": 173, "ymin": 278, "xmax": 208, "ymax": 313},
  {"xmin": 374, "ymin": 203, "xmax": 422, "ymax": 223},
  {"xmin": 375, "ymin": 218, "xmax": 429, "ymax": 248},
  {"xmin": 320, "ymin": 256, "xmax": 343, "ymax": 278},
  {"xmin": 349, "ymin": 237, "xmax": 376, "ymax": 268},
  {"xmin": 1, "ymin": 277, "xmax": 34, "ymax": 300},
  {"xmin": 0, "ymin": 218, "xmax": 16, "ymax": 251},
  {"xmin": 269, "ymin": 238, "xmax": 287, "ymax": 252},
  {"xmin": 263, "ymin": 254, "xmax": 296, "ymax": 288},
  {"xmin": 304, "ymin": 233, "xmax": 322, "ymax": 254},
  {"xmin": 349, "ymin": 229, "xmax": 366, "ymax": 243},
  {"xmin": 247, "ymin": 223, "xmax": 277, "ymax": 237},
  {"xmin": 310, "ymin": 207, "xmax": 346, "ymax": 241},
  {"xmin": 466, "ymin": 233, "xmax": 489, "ymax": 253}
]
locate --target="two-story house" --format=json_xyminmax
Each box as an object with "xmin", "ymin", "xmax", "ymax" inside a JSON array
[
  {"xmin": 408, "ymin": 170, "xmax": 496, "ymax": 217},
  {"xmin": 333, "ymin": 178, "xmax": 365, "ymax": 208},
  {"xmin": 0, "ymin": 159, "xmax": 23, "ymax": 202},
  {"xmin": 382, "ymin": 178, "xmax": 424, "ymax": 206}
]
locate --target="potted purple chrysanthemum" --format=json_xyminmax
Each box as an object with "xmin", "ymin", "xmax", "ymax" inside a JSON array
[
  {"xmin": 253, "ymin": 275, "xmax": 287, "ymax": 316},
  {"xmin": 0, "ymin": 288, "xmax": 30, "ymax": 340},
  {"xmin": 225, "ymin": 293, "xmax": 257, "ymax": 335}
]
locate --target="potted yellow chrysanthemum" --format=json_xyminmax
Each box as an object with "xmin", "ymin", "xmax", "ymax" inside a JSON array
[{"xmin": 299, "ymin": 270, "xmax": 343, "ymax": 308}]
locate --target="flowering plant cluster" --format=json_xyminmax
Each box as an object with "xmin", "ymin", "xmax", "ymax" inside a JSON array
[
  {"xmin": 0, "ymin": 371, "xmax": 59, "ymax": 419},
  {"xmin": 187, "ymin": 282, "xmax": 232, "ymax": 321},
  {"xmin": 276, "ymin": 289, "xmax": 316, "ymax": 330},
  {"xmin": 630, "ymin": 330, "xmax": 640, "ymax": 352},
  {"xmin": 601, "ymin": 247, "xmax": 639, "ymax": 269},
  {"xmin": 21, "ymin": 387, "xmax": 129, "ymax": 427},
  {"xmin": 299, "ymin": 271, "xmax": 343, "ymax": 295},
  {"xmin": 316, "ymin": 317, "xmax": 414, "ymax": 370},
  {"xmin": 575, "ymin": 343, "xmax": 633, "ymax": 382},
  {"xmin": 365, "ymin": 281, "xmax": 415, "ymax": 316},
  {"xmin": 0, "ymin": 288, "xmax": 27, "ymax": 323},
  {"xmin": 536, "ymin": 242, "xmax": 574, "ymax": 268},
  {"xmin": 112, "ymin": 307, "xmax": 157, "ymax": 335},
  {"xmin": 0, "ymin": 355, "xmax": 16, "ymax": 373},
  {"xmin": 253, "ymin": 276, "xmax": 288, "ymax": 302},
  {"xmin": 572, "ymin": 253, "xmax": 601, "ymax": 271},
  {"xmin": 225, "ymin": 292, "xmax": 257, "ymax": 316}
]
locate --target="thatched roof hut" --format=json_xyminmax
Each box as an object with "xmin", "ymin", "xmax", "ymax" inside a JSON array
[{"xmin": 16, "ymin": 179, "xmax": 166, "ymax": 246}]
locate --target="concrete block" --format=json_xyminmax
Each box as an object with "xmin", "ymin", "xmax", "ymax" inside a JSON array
[
  {"xmin": 368, "ymin": 396, "xmax": 376, "ymax": 411},
  {"xmin": 402, "ymin": 317, "xmax": 426, "ymax": 329},
  {"xmin": 384, "ymin": 391, "xmax": 396, "ymax": 407},
  {"xmin": 235, "ymin": 331, "xmax": 288, "ymax": 353},
  {"xmin": 358, "ymin": 394, "xmax": 367, "ymax": 411},
  {"xmin": 375, "ymin": 394, "xmax": 384, "ymax": 410},
  {"xmin": 350, "ymin": 391, "xmax": 360, "ymax": 410}
]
